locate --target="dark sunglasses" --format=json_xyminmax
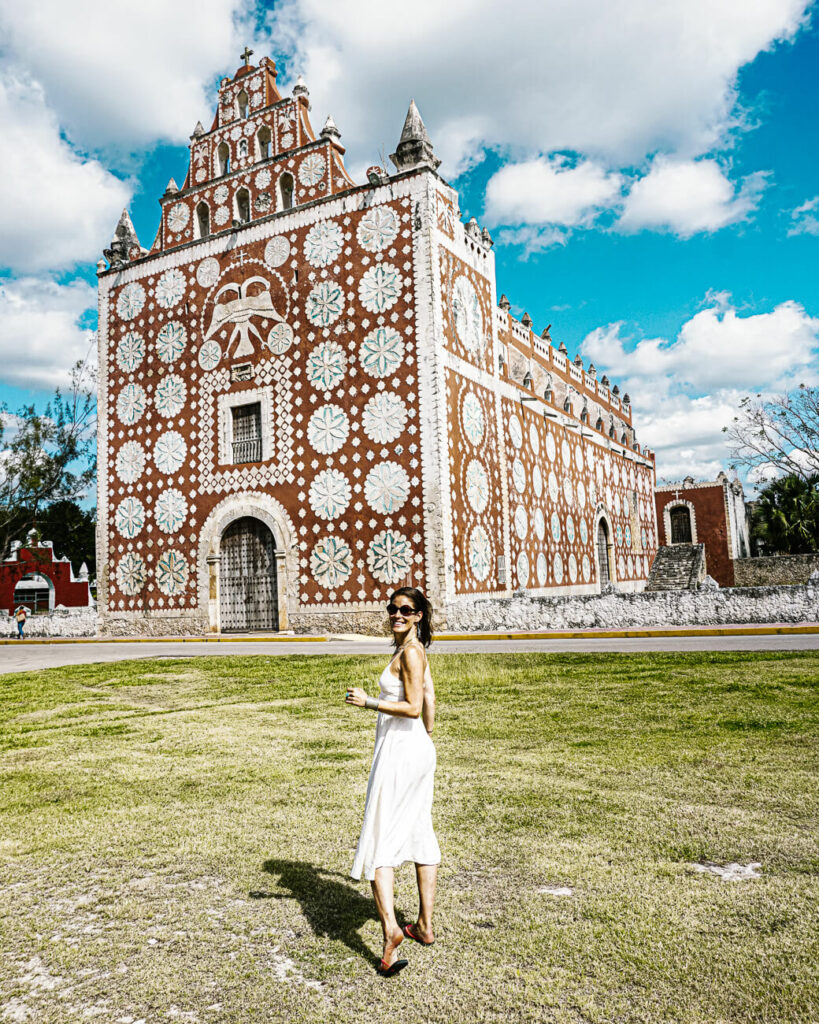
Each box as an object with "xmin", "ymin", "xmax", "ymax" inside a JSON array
[{"xmin": 386, "ymin": 603, "xmax": 419, "ymax": 617}]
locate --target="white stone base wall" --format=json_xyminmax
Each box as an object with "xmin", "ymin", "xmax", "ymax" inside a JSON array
[
  {"xmin": 442, "ymin": 584, "xmax": 819, "ymax": 632},
  {"xmin": 6, "ymin": 607, "xmax": 98, "ymax": 638},
  {"xmin": 99, "ymin": 611, "xmax": 209, "ymax": 637}
]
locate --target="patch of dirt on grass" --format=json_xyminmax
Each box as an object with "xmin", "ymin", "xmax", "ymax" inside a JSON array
[{"xmin": 690, "ymin": 861, "xmax": 762, "ymax": 881}]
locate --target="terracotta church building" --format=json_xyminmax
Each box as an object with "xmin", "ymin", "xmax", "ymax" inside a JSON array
[{"xmin": 96, "ymin": 52, "xmax": 659, "ymax": 635}]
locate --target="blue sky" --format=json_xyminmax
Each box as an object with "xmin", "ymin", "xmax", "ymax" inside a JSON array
[{"xmin": 0, "ymin": 0, "xmax": 817, "ymax": 491}]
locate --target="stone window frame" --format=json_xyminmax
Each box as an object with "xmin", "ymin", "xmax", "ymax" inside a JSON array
[
  {"xmin": 217, "ymin": 386, "xmax": 273, "ymax": 465},
  {"xmin": 663, "ymin": 499, "xmax": 698, "ymax": 545}
]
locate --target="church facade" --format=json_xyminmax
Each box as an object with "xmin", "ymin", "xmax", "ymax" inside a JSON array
[{"xmin": 96, "ymin": 53, "xmax": 658, "ymax": 635}]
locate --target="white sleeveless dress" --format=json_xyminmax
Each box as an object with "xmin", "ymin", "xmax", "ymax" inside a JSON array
[{"xmin": 350, "ymin": 653, "xmax": 441, "ymax": 881}]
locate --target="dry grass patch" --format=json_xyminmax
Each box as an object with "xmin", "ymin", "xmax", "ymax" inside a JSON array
[{"xmin": 0, "ymin": 652, "xmax": 817, "ymax": 1023}]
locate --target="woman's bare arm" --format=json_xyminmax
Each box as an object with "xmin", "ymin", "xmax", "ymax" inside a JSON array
[
  {"xmin": 345, "ymin": 645, "xmax": 425, "ymax": 718},
  {"xmin": 422, "ymin": 664, "xmax": 435, "ymax": 734}
]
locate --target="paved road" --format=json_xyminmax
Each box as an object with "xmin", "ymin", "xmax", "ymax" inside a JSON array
[{"xmin": 2, "ymin": 633, "xmax": 818, "ymax": 674}]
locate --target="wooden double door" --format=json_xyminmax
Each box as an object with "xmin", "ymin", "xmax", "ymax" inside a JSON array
[{"xmin": 219, "ymin": 517, "xmax": 278, "ymax": 632}]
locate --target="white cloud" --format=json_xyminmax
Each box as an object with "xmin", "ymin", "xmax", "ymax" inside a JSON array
[
  {"xmin": 0, "ymin": 0, "xmax": 260, "ymax": 148},
  {"xmin": 0, "ymin": 75, "xmax": 131, "ymax": 273},
  {"xmin": 788, "ymin": 196, "xmax": 819, "ymax": 236},
  {"xmin": 618, "ymin": 158, "xmax": 769, "ymax": 237},
  {"xmin": 0, "ymin": 276, "xmax": 97, "ymax": 389},
  {"xmin": 582, "ymin": 297, "xmax": 819, "ymax": 392},
  {"xmin": 580, "ymin": 296, "xmax": 819, "ymax": 479},
  {"xmin": 485, "ymin": 157, "xmax": 622, "ymax": 227},
  {"xmin": 267, "ymin": 0, "xmax": 808, "ymax": 176}
]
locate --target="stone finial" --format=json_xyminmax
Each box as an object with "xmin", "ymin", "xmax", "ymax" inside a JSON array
[
  {"xmin": 390, "ymin": 99, "xmax": 441, "ymax": 172},
  {"xmin": 558, "ymin": 341, "xmax": 568, "ymax": 355},
  {"xmin": 498, "ymin": 294, "xmax": 511, "ymax": 311},
  {"xmin": 79, "ymin": 562, "xmax": 89, "ymax": 581},
  {"xmin": 103, "ymin": 209, "xmax": 142, "ymax": 269},
  {"xmin": 164, "ymin": 177, "xmax": 179, "ymax": 196},
  {"xmin": 612, "ymin": 384, "xmax": 620, "ymax": 396},
  {"xmin": 321, "ymin": 114, "xmax": 341, "ymax": 141},
  {"xmin": 683, "ymin": 475, "xmax": 695, "ymax": 486},
  {"xmin": 601, "ymin": 375, "xmax": 610, "ymax": 387},
  {"xmin": 588, "ymin": 362, "xmax": 597, "ymax": 378},
  {"xmin": 465, "ymin": 217, "xmax": 482, "ymax": 241},
  {"xmin": 481, "ymin": 227, "xmax": 494, "ymax": 248},
  {"xmin": 521, "ymin": 312, "xmax": 533, "ymax": 329},
  {"xmin": 191, "ymin": 121, "xmax": 205, "ymax": 139},
  {"xmin": 523, "ymin": 369, "xmax": 533, "ymax": 388},
  {"xmin": 623, "ymin": 393, "xmax": 631, "ymax": 405},
  {"xmin": 293, "ymin": 75, "xmax": 309, "ymax": 99},
  {"xmin": 574, "ymin": 354, "xmax": 583, "ymax": 368}
]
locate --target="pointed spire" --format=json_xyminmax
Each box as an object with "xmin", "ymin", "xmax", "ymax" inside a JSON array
[
  {"xmin": 521, "ymin": 312, "xmax": 533, "ymax": 329},
  {"xmin": 293, "ymin": 74, "xmax": 309, "ymax": 99},
  {"xmin": 321, "ymin": 114, "xmax": 341, "ymax": 141},
  {"xmin": 390, "ymin": 99, "xmax": 441, "ymax": 172},
  {"xmin": 191, "ymin": 120, "xmax": 205, "ymax": 140},
  {"xmin": 103, "ymin": 209, "xmax": 141, "ymax": 269},
  {"xmin": 498, "ymin": 294, "xmax": 511, "ymax": 311},
  {"xmin": 164, "ymin": 177, "xmax": 179, "ymax": 196}
]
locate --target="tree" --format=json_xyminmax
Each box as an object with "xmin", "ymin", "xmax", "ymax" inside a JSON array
[
  {"xmin": 749, "ymin": 474, "xmax": 819, "ymax": 555},
  {"xmin": 725, "ymin": 386, "xmax": 819, "ymax": 484},
  {"xmin": 0, "ymin": 355, "xmax": 96, "ymax": 560}
]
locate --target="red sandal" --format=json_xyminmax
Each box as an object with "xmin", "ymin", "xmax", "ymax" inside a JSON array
[
  {"xmin": 376, "ymin": 957, "xmax": 409, "ymax": 977},
  {"xmin": 403, "ymin": 923, "xmax": 434, "ymax": 947}
]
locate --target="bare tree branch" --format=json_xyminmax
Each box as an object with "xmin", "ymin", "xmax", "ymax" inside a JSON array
[{"xmin": 724, "ymin": 386, "xmax": 819, "ymax": 485}]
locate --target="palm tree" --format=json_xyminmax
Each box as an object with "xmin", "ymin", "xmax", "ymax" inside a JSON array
[{"xmin": 750, "ymin": 474, "xmax": 819, "ymax": 554}]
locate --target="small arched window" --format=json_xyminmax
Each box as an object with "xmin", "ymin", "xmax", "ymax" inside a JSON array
[
  {"xmin": 563, "ymin": 397, "xmax": 572, "ymax": 414},
  {"xmin": 621, "ymin": 432, "xmax": 628, "ymax": 445},
  {"xmin": 196, "ymin": 201, "xmax": 210, "ymax": 238},
  {"xmin": 237, "ymin": 90, "xmax": 249, "ymax": 118},
  {"xmin": 608, "ymin": 422, "xmax": 615, "ymax": 438},
  {"xmin": 257, "ymin": 126, "xmax": 272, "ymax": 160},
  {"xmin": 595, "ymin": 416, "xmax": 604, "ymax": 432},
  {"xmin": 238, "ymin": 139, "xmax": 248, "ymax": 159},
  {"xmin": 217, "ymin": 142, "xmax": 230, "ymax": 177},
  {"xmin": 581, "ymin": 407, "xmax": 589, "ymax": 424},
  {"xmin": 236, "ymin": 188, "xmax": 251, "ymax": 223},
  {"xmin": 278, "ymin": 172, "xmax": 294, "ymax": 211}
]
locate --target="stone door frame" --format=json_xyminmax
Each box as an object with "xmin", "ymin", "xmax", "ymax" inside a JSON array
[{"xmin": 198, "ymin": 492, "xmax": 297, "ymax": 633}]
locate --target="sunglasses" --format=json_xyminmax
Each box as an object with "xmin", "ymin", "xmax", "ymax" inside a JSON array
[{"xmin": 386, "ymin": 603, "xmax": 419, "ymax": 617}]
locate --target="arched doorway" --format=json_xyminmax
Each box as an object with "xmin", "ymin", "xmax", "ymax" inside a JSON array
[
  {"xmin": 219, "ymin": 517, "xmax": 278, "ymax": 631},
  {"xmin": 12, "ymin": 573, "xmax": 54, "ymax": 613},
  {"xmin": 670, "ymin": 506, "xmax": 693, "ymax": 544},
  {"xmin": 597, "ymin": 520, "xmax": 612, "ymax": 585}
]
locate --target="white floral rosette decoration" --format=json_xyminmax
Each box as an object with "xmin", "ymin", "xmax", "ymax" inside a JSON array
[
  {"xmin": 310, "ymin": 536, "xmax": 353, "ymax": 588},
  {"xmin": 116, "ymin": 551, "xmax": 146, "ymax": 596},
  {"xmin": 309, "ymin": 469, "xmax": 351, "ymax": 521},
  {"xmin": 367, "ymin": 530, "xmax": 412, "ymax": 584},
  {"xmin": 361, "ymin": 392, "xmax": 407, "ymax": 444}
]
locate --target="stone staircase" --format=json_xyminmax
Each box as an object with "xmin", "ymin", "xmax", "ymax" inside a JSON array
[{"xmin": 645, "ymin": 544, "xmax": 706, "ymax": 591}]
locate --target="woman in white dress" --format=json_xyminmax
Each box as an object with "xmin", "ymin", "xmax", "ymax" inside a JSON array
[{"xmin": 345, "ymin": 587, "xmax": 440, "ymax": 977}]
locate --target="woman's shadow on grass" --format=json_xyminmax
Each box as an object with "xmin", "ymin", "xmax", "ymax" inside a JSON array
[{"xmin": 256, "ymin": 859, "xmax": 377, "ymax": 965}]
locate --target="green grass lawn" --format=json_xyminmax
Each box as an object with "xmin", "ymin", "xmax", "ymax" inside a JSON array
[{"xmin": 0, "ymin": 652, "xmax": 817, "ymax": 1024}]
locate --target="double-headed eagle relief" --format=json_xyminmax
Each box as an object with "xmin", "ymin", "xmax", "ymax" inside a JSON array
[{"xmin": 205, "ymin": 276, "xmax": 285, "ymax": 358}]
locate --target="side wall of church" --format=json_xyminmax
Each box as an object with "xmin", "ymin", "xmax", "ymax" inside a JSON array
[{"xmin": 427, "ymin": 181, "xmax": 658, "ymax": 604}]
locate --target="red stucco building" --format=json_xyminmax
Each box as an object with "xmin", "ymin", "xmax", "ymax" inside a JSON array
[
  {"xmin": 1, "ymin": 534, "xmax": 92, "ymax": 614},
  {"xmin": 654, "ymin": 473, "xmax": 750, "ymax": 587}
]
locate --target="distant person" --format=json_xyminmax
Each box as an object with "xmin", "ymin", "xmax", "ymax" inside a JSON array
[
  {"xmin": 14, "ymin": 605, "xmax": 27, "ymax": 638},
  {"xmin": 345, "ymin": 587, "xmax": 440, "ymax": 977}
]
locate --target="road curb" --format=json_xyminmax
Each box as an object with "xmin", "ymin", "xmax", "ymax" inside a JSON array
[{"xmin": 2, "ymin": 624, "xmax": 818, "ymax": 645}]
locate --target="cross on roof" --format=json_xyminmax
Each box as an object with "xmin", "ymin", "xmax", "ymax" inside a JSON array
[
  {"xmin": 241, "ymin": 46, "xmax": 254, "ymax": 66},
  {"xmin": 672, "ymin": 489, "xmax": 682, "ymax": 500}
]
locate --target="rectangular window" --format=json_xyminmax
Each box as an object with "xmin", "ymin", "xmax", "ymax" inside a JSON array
[{"xmin": 232, "ymin": 402, "xmax": 262, "ymax": 463}]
